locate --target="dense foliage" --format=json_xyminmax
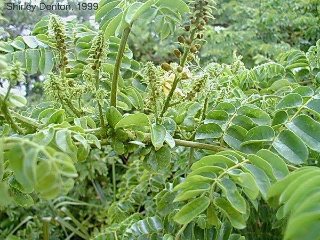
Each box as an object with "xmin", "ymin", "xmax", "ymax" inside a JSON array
[{"xmin": 1, "ymin": 0, "xmax": 320, "ymax": 239}]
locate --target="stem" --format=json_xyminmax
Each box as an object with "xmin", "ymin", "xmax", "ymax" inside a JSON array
[
  {"xmin": 4, "ymin": 84, "xmax": 12, "ymax": 101},
  {"xmin": 112, "ymin": 161, "xmax": 116, "ymax": 202},
  {"xmin": 160, "ymin": 28, "xmax": 197, "ymax": 117},
  {"xmin": 42, "ymin": 220, "xmax": 50, "ymax": 240},
  {"xmin": 11, "ymin": 110, "xmax": 41, "ymax": 131},
  {"xmin": 189, "ymin": 96, "xmax": 209, "ymax": 140},
  {"xmin": 174, "ymin": 139, "xmax": 227, "ymax": 152},
  {"xmin": 110, "ymin": 26, "xmax": 131, "ymax": 108},
  {"xmin": 187, "ymin": 96, "xmax": 209, "ymax": 167},
  {"xmin": 1, "ymin": 101, "xmax": 25, "ymax": 134},
  {"xmin": 65, "ymin": 99, "xmax": 82, "ymax": 117},
  {"xmin": 175, "ymin": 224, "xmax": 188, "ymax": 240},
  {"xmin": 95, "ymin": 71, "xmax": 106, "ymax": 130},
  {"xmin": 188, "ymin": 148, "xmax": 195, "ymax": 169}
]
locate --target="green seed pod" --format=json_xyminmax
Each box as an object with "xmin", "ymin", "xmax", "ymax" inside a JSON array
[
  {"xmin": 177, "ymin": 66, "xmax": 183, "ymax": 73},
  {"xmin": 161, "ymin": 62, "xmax": 172, "ymax": 71}
]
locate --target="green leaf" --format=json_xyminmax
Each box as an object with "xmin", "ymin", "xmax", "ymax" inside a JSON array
[
  {"xmin": 55, "ymin": 130, "xmax": 78, "ymax": 160},
  {"xmin": 22, "ymin": 36, "xmax": 39, "ymax": 48},
  {"xmin": 39, "ymin": 49, "xmax": 54, "ymax": 74},
  {"xmin": 238, "ymin": 106, "xmax": 271, "ymax": 125},
  {"xmin": 285, "ymin": 213, "xmax": 320, "ymax": 240},
  {"xmin": 11, "ymin": 39, "xmax": 25, "ymax": 50},
  {"xmin": 281, "ymin": 175, "xmax": 320, "ymax": 217},
  {"xmin": 248, "ymin": 154, "xmax": 276, "ymax": 181},
  {"xmin": 276, "ymin": 93, "xmax": 303, "ymax": 110},
  {"xmin": 8, "ymin": 93, "xmax": 27, "ymax": 108},
  {"xmin": 146, "ymin": 145, "xmax": 171, "ymax": 172},
  {"xmin": 207, "ymin": 203, "xmax": 220, "ymax": 226},
  {"xmin": 286, "ymin": 114, "xmax": 320, "ymax": 152},
  {"xmin": 103, "ymin": 12, "xmax": 123, "ymax": 39},
  {"xmin": 191, "ymin": 155, "xmax": 236, "ymax": 170},
  {"xmin": 306, "ymin": 98, "xmax": 320, "ymax": 116},
  {"xmin": 151, "ymin": 124, "xmax": 166, "ymax": 150},
  {"xmin": 0, "ymin": 42, "xmax": 14, "ymax": 53},
  {"xmin": 272, "ymin": 111, "xmax": 288, "ymax": 126},
  {"xmin": 242, "ymin": 126, "xmax": 274, "ymax": 145},
  {"xmin": 96, "ymin": 1, "xmax": 120, "ymax": 21},
  {"xmin": 293, "ymin": 86, "xmax": 314, "ymax": 97},
  {"xmin": 0, "ymin": 182, "xmax": 11, "ymax": 206},
  {"xmin": 195, "ymin": 123, "xmax": 223, "ymax": 140},
  {"xmin": 204, "ymin": 110, "xmax": 229, "ymax": 125},
  {"xmin": 35, "ymin": 168, "xmax": 61, "ymax": 199},
  {"xmin": 125, "ymin": 1, "xmax": 156, "ymax": 24},
  {"xmin": 223, "ymin": 125, "xmax": 247, "ymax": 150},
  {"xmin": 174, "ymin": 196, "xmax": 210, "ymax": 225},
  {"xmin": 9, "ymin": 186, "xmax": 34, "ymax": 207},
  {"xmin": 215, "ymin": 198, "xmax": 246, "ymax": 229},
  {"xmin": 73, "ymin": 134, "xmax": 90, "ymax": 162},
  {"xmin": 272, "ymin": 130, "xmax": 308, "ymax": 164},
  {"xmin": 267, "ymin": 167, "xmax": 320, "ymax": 240},
  {"xmin": 229, "ymin": 170, "xmax": 259, "ymax": 200},
  {"xmin": 174, "ymin": 181, "xmax": 210, "ymax": 192},
  {"xmin": 242, "ymin": 163, "xmax": 271, "ymax": 200},
  {"xmin": 115, "ymin": 113, "xmax": 149, "ymax": 129},
  {"xmin": 164, "ymin": 131, "xmax": 175, "ymax": 148},
  {"xmin": 218, "ymin": 178, "xmax": 247, "ymax": 214},
  {"xmin": 106, "ymin": 106, "xmax": 122, "ymax": 128},
  {"xmin": 157, "ymin": 0, "xmax": 190, "ymax": 14},
  {"xmin": 174, "ymin": 189, "xmax": 208, "ymax": 202},
  {"xmin": 0, "ymin": 139, "xmax": 3, "ymax": 180},
  {"xmin": 267, "ymin": 167, "xmax": 315, "ymax": 203},
  {"xmin": 256, "ymin": 149, "xmax": 289, "ymax": 180},
  {"xmin": 8, "ymin": 146, "xmax": 35, "ymax": 193},
  {"xmin": 26, "ymin": 49, "xmax": 40, "ymax": 74}
]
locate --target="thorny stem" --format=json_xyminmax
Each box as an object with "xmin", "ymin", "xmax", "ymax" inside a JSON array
[{"xmin": 110, "ymin": 26, "xmax": 132, "ymax": 108}]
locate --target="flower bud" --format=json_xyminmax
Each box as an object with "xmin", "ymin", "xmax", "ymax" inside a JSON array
[
  {"xmin": 178, "ymin": 36, "xmax": 185, "ymax": 43},
  {"xmin": 190, "ymin": 46, "xmax": 198, "ymax": 53},
  {"xmin": 173, "ymin": 49, "xmax": 182, "ymax": 58},
  {"xmin": 161, "ymin": 62, "xmax": 172, "ymax": 71},
  {"xmin": 185, "ymin": 38, "xmax": 192, "ymax": 45}
]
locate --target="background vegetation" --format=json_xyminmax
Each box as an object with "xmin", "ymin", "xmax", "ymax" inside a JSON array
[{"xmin": 0, "ymin": 0, "xmax": 320, "ymax": 239}]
